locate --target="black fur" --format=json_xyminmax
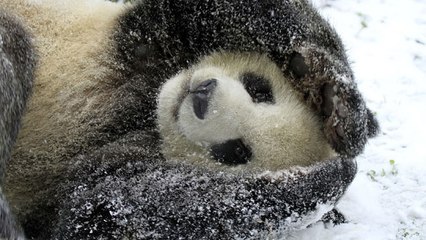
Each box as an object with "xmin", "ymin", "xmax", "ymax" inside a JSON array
[
  {"xmin": 320, "ymin": 208, "xmax": 347, "ymax": 226},
  {"xmin": 0, "ymin": 10, "xmax": 36, "ymax": 239},
  {"xmin": 0, "ymin": 0, "xmax": 378, "ymax": 239},
  {"xmin": 0, "ymin": 11, "xmax": 35, "ymax": 179},
  {"xmin": 211, "ymin": 139, "xmax": 253, "ymax": 165},
  {"xmin": 54, "ymin": 131, "xmax": 356, "ymax": 239},
  {"xmin": 241, "ymin": 73, "xmax": 275, "ymax": 104}
]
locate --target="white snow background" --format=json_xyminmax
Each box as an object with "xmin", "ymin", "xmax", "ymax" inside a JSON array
[{"xmin": 285, "ymin": 0, "xmax": 426, "ymax": 239}]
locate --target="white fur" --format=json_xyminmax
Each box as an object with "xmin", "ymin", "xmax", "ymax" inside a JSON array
[{"xmin": 179, "ymin": 67, "xmax": 248, "ymax": 143}]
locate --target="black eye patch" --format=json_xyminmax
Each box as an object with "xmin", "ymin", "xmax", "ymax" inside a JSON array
[
  {"xmin": 210, "ymin": 139, "xmax": 252, "ymax": 165},
  {"xmin": 240, "ymin": 73, "xmax": 274, "ymax": 104}
]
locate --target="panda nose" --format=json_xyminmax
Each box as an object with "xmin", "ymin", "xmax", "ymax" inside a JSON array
[
  {"xmin": 191, "ymin": 79, "xmax": 217, "ymax": 120},
  {"xmin": 210, "ymin": 138, "xmax": 252, "ymax": 165}
]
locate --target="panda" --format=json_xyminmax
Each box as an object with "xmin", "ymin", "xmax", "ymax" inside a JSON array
[{"xmin": 0, "ymin": 0, "xmax": 379, "ymax": 239}]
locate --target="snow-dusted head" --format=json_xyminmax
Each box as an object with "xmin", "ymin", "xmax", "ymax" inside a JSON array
[{"xmin": 158, "ymin": 52, "xmax": 336, "ymax": 171}]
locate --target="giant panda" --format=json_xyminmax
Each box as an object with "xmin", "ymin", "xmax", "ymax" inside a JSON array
[{"xmin": 0, "ymin": 0, "xmax": 379, "ymax": 239}]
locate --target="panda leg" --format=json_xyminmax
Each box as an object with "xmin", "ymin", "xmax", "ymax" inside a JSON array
[
  {"xmin": 0, "ymin": 10, "xmax": 35, "ymax": 177},
  {"xmin": 0, "ymin": 10, "xmax": 36, "ymax": 240}
]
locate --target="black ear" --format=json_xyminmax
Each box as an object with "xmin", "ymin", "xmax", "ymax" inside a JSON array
[{"xmin": 366, "ymin": 109, "xmax": 380, "ymax": 138}]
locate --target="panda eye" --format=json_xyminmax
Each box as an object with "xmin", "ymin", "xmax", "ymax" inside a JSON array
[{"xmin": 240, "ymin": 73, "xmax": 274, "ymax": 104}]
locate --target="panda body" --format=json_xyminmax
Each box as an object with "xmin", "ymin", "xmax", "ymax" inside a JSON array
[
  {"xmin": 0, "ymin": 0, "xmax": 378, "ymax": 239},
  {"xmin": 2, "ymin": 0, "xmax": 124, "ymax": 159},
  {"xmin": 2, "ymin": 0, "xmax": 129, "ymax": 225}
]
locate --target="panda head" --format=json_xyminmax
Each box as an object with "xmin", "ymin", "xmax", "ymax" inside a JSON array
[{"xmin": 157, "ymin": 52, "xmax": 336, "ymax": 171}]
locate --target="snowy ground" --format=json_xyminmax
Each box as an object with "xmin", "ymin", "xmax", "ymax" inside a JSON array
[{"xmin": 287, "ymin": 0, "xmax": 426, "ymax": 239}]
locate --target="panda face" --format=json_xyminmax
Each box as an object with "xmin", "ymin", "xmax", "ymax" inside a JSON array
[{"xmin": 157, "ymin": 52, "xmax": 336, "ymax": 171}]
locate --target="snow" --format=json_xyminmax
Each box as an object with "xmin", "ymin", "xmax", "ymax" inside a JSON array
[{"xmin": 285, "ymin": 0, "xmax": 426, "ymax": 239}]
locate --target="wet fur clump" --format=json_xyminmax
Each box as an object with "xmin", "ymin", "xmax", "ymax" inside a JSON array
[{"xmin": 0, "ymin": 0, "xmax": 378, "ymax": 239}]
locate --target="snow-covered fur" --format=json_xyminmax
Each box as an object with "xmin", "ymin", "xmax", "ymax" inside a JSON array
[{"xmin": 0, "ymin": 0, "xmax": 378, "ymax": 239}]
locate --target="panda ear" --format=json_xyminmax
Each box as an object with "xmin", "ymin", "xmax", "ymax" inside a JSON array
[{"xmin": 288, "ymin": 52, "xmax": 310, "ymax": 78}]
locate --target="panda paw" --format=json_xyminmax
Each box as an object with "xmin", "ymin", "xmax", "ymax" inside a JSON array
[
  {"xmin": 287, "ymin": 50, "xmax": 379, "ymax": 158},
  {"xmin": 321, "ymin": 81, "xmax": 378, "ymax": 158},
  {"xmin": 322, "ymin": 82, "xmax": 355, "ymax": 156},
  {"xmin": 322, "ymin": 83, "xmax": 348, "ymax": 149}
]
